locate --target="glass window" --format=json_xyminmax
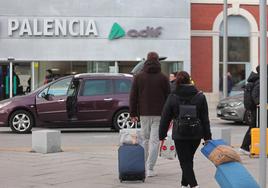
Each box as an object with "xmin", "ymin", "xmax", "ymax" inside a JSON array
[
  {"xmin": 46, "ymin": 77, "xmax": 72, "ymax": 96},
  {"xmin": 219, "ymin": 37, "xmax": 250, "ymax": 62},
  {"xmin": 114, "ymin": 79, "xmax": 131, "ymax": 93},
  {"xmin": 82, "ymin": 79, "xmax": 112, "ymax": 96},
  {"xmin": 87, "ymin": 61, "xmax": 114, "ymax": 73}
]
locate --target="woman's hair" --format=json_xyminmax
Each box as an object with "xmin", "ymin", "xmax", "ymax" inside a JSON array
[{"xmin": 176, "ymin": 71, "xmax": 191, "ymax": 87}]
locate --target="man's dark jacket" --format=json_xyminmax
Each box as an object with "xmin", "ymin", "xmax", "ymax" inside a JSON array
[
  {"xmin": 159, "ymin": 84, "xmax": 212, "ymax": 140},
  {"xmin": 246, "ymin": 72, "xmax": 260, "ymax": 106},
  {"xmin": 129, "ymin": 60, "xmax": 170, "ymax": 117}
]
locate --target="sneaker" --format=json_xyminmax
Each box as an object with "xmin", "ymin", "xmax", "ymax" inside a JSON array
[
  {"xmin": 147, "ymin": 170, "xmax": 157, "ymax": 177},
  {"xmin": 239, "ymin": 148, "xmax": 250, "ymax": 155}
]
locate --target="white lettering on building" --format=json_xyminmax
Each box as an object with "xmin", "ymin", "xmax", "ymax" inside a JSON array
[
  {"xmin": 85, "ymin": 20, "xmax": 98, "ymax": 36},
  {"xmin": 33, "ymin": 19, "xmax": 42, "ymax": 36},
  {"xmin": 54, "ymin": 19, "xmax": 67, "ymax": 36},
  {"xmin": 19, "ymin": 19, "xmax": 33, "ymax": 36},
  {"xmin": 8, "ymin": 19, "xmax": 19, "ymax": 36},
  {"xmin": 8, "ymin": 18, "xmax": 98, "ymax": 37}
]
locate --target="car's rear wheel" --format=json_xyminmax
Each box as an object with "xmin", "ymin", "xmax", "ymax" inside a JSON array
[
  {"xmin": 9, "ymin": 110, "xmax": 33, "ymax": 134},
  {"xmin": 113, "ymin": 109, "xmax": 135, "ymax": 131}
]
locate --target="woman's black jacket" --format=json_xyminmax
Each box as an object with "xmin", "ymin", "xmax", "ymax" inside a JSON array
[{"xmin": 159, "ymin": 84, "xmax": 212, "ymax": 141}]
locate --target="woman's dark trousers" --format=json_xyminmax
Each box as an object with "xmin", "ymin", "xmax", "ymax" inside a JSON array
[
  {"xmin": 175, "ymin": 139, "xmax": 201, "ymax": 187},
  {"xmin": 241, "ymin": 109, "xmax": 257, "ymax": 151}
]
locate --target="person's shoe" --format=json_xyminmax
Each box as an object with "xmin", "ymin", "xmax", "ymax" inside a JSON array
[
  {"xmin": 147, "ymin": 170, "xmax": 157, "ymax": 177},
  {"xmin": 239, "ymin": 148, "xmax": 250, "ymax": 155}
]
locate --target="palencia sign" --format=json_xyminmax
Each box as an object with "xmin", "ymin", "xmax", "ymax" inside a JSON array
[{"xmin": 8, "ymin": 18, "xmax": 98, "ymax": 36}]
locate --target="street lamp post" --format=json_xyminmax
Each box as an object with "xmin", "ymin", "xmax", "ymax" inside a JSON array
[
  {"xmin": 7, "ymin": 57, "xmax": 14, "ymax": 98},
  {"xmin": 259, "ymin": 0, "xmax": 267, "ymax": 187},
  {"xmin": 223, "ymin": 0, "xmax": 228, "ymax": 98}
]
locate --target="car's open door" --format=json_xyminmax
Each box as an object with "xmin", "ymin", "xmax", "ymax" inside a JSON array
[{"xmin": 36, "ymin": 77, "xmax": 73, "ymax": 123}]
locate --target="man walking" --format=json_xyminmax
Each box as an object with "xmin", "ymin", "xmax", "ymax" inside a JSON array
[{"xmin": 130, "ymin": 52, "xmax": 170, "ymax": 177}]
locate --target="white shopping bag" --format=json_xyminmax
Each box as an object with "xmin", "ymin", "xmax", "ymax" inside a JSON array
[
  {"xmin": 159, "ymin": 122, "xmax": 176, "ymax": 160},
  {"xmin": 119, "ymin": 122, "xmax": 142, "ymax": 145}
]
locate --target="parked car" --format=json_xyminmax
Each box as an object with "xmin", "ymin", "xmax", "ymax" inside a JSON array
[
  {"xmin": 0, "ymin": 73, "xmax": 135, "ymax": 133},
  {"xmin": 217, "ymin": 93, "xmax": 251, "ymax": 124},
  {"xmin": 229, "ymin": 79, "xmax": 246, "ymax": 96},
  {"xmin": 131, "ymin": 57, "xmax": 167, "ymax": 75}
]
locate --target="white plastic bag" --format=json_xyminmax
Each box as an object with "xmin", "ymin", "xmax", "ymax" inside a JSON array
[{"xmin": 159, "ymin": 122, "xmax": 176, "ymax": 160}]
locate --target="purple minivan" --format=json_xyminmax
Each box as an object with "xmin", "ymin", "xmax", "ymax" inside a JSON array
[{"xmin": 0, "ymin": 73, "xmax": 135, "ymax": 133}]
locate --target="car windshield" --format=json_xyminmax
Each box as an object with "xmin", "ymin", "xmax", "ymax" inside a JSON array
[
  {"xmin": 130, "ymin": 59, "xmax": 146, "ymax": 75},
  {"xmin": 232, "ymin": 79, "xmax": 245, "ymax": 91}
]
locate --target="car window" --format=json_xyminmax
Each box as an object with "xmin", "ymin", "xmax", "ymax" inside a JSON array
[
  {"xmin": 114, "ymin": 79, "xmax": 131, "ymax": 93},
  {"xmin": 46, "ymin": 77, "xmax": 72, "ymax": 96},
  {"xmin": 82, "ymin": 79, "xmax": 112, "ymax": 96}
]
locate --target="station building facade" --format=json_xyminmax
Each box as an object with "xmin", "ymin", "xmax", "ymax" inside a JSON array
[
  {"xmin": 0, "ymin": 0, "xmax": 190, "ymax": 99},
  {"xmin": 0, "ymin": 0, "xmax": 266, "ymax": 103}
]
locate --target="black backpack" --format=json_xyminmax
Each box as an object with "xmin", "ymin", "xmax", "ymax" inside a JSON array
[
  {"xmin": 173, "ymin": 92, "xmax": 202, "ymax": 136},
  {"xmin": 244, "ymin": 82, "xmax": 256, "ymax": 110}
]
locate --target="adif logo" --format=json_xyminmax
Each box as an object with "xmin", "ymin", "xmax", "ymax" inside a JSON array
[
  {"xmin": 108, "ymin": 22, "xmax": 162, "ymax": 40},
  {"xmin": 108, "ymin": 23, "xmax": 125, "ymax": 40}
]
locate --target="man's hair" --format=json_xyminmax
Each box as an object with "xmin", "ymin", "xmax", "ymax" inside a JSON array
[{"xmin": 147, "ymin": 52, "xmax": 159, "ymax": 61}]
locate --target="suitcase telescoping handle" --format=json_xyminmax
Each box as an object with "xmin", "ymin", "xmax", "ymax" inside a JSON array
[
  {"xmin": 257, "ymin": 106, "xmax": 259, "ymax": 128},
  {"xmin": 256, "ymin": 104, "xmax": 268, "ymax": 128}
]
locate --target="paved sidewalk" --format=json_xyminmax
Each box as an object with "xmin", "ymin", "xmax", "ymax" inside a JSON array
[{"xmin": 0, "ymin": 122, "xmax": 267, "ymax": 188}]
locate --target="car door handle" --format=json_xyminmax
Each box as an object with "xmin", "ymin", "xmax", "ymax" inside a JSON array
[
  {"xmin": 57, "ymin": 99, "xmax": 65, "ymax": 102},
  {"xmin": 104, "ymin": 98, "xmax": 113, "ymax": 101}
]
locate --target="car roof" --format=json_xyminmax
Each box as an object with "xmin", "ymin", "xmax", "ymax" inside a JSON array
[{"xmin": 74, "ymin": 73, "xmax": 133, "ymax": 79}]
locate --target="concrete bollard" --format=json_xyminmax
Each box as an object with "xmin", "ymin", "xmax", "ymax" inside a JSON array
[
  {"xmin": 211, "ymin": 127, "xmax": 231, "ymax": 145},
  {"xmin": 32, "ymin": 130, "xmax": 62, "ymax": 154}
]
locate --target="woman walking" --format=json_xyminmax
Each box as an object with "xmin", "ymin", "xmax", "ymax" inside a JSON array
[{"xmin": 159, "ymin": 71, "xmax": 212, "ymax": 188}]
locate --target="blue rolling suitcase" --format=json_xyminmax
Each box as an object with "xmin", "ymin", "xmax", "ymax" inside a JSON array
[
  {"xmin": 118, "ymin": 144, "xmax": 145, "ymax": 182},
  {"xmin": 215, "ymin": 162, "xmax": 260, "ymax": 188}
]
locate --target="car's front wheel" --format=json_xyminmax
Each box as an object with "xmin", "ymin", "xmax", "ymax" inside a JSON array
[
  {"xmin": 9, "ymin": 110, "xmax": 34, "ymax": 134},
  {"xmin": 113, "ymin": 109, "xmax": 135, "ymax": 131}
]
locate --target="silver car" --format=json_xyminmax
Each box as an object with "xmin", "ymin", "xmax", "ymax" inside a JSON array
[{"xmin": 217, "ymin": 93, "xmax": 251, "ymax": 124}]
